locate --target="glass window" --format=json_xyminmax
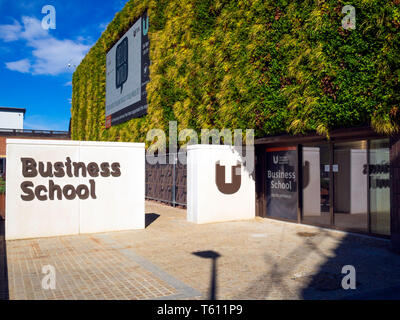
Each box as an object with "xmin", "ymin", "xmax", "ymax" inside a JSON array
[
  {"xmin": 0, "ymin": 158, "xmax": 5, "ymax": 176},
  {"xmin": 369, "ymin": 139, "xmax": 390, "ymax": 235}
]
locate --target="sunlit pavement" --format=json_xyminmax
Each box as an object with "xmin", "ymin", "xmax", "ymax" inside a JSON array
[{"xmin": 2, "ymin": 201, "xmax": 400, "ymax": 300}]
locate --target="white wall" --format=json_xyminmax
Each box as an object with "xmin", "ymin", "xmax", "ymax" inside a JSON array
[
  {"xmin": 6, "ymin": 139, "xmax": 145, "ymax": 240},
  {"xmin": 0, "ymin": 110, "xmax": 24, "ymax": 130},
  {"xmin": 187, "ymin": 145, "xmax": 255, "ymax": 224}
]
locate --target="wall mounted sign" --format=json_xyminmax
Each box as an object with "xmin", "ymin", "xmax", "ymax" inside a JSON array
[
  {"xmin": 266, "ymin": 146, "xmax": 298, "ymax": 221},
  {"xmin": 19, "ymin": 157, "xmax": 121, "ymax": 201},
  {"xmin": 215, "ymin": 161, "xmax": 241, "ymax": 195},
  {"xmin": 6, "ymin": 139, "xmax": 145, "ymax": 240},
  {"xmin": 105, "ymin": 10, "xmax": 150, "ymax": 128}
]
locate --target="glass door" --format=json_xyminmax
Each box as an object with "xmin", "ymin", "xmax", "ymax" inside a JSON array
[
  {"xmin": 333, "ymin": 140, "xmax": 368, "ymax": 232},
  {"xmin": 301, "ymin": 139, "xmax": 390, "ymax": 236},
  {"xmin": 302, "ymin": 143, "xmax": 331, "ymax": 226}
]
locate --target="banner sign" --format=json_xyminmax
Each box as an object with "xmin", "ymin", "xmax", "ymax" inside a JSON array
[
  {"xmin": 105, "ymin": 10, "xmax": 150, "ymax": 128},
  {"xmin": 266, "ymin": 146, "xmax": 298, "ymax": 221}
]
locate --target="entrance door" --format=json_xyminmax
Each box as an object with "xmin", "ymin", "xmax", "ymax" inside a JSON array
[
  {"xmin": 302, "ymin": 143, "xmax": 331, "ymax": 226},
  {"xmin": 301, "ymin": 139, "xmax": 390, "ymax": 235},
  {"xmin": 333, "ymin": 140, "xmax": 368, "ymax": 232}
]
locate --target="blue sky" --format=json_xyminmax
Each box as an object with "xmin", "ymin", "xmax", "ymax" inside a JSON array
[{"xmin": 0, "ymin": 0, "xmax": 128, "ymax": 130}]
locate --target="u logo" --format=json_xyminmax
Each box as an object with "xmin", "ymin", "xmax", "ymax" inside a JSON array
[
  {"xmin": 215, "ymin": 161, "xmax": 241, "ymax": 195},
  {"xmin": 273, "ymin": 156, "xmax": 279, "ymax": 164}
]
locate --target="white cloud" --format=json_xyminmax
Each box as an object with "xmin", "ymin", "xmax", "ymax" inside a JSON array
[
  {"xmin": 29, "ymin": 37, "xmax": 90, "ymax": 75},
  {"xmin": 1, "ymin": 16, "xmax": 91, "ymax": 76},
  {"xmin": 0, "ymin": 20, "xmax": 21, "ymax": 42},
  {"xmin": 20, "ymin": 16, "xmax": 47, "ymax": 41},
  {"xmin": 5, "ymin": 58, "xmax": 31, "ymax": 73},
  {"xmin": 64, "ymin": 81, "xmax": 72, "ymax": 86}
]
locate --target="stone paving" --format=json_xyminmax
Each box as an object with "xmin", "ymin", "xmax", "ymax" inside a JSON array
[
  {"xmin": 0, "ymin": 219, "xmax": 8, "ymax": 300},
  {"xmin": 2, "ymin": 201, "xmax": 400, "ymax": 300}
]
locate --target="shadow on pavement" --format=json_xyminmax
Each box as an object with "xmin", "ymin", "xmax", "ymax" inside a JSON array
[
  {"xmin": 300, "ymin": 233, "xmax": 400, "ymax": 300},
  {"xmin": 235, "ymin": 229, "xmax": 400, "ymax": 300},
  {"xmin": 0, "ymin": 219, "xmax": 8, "ymax": 300},
  {"xmin": 145, "ymin": 213, "xmax": 160, "ymax": 228},
  {"xmin": 192, "ymin": 250, "xmax": 221, "ymax": 300}
]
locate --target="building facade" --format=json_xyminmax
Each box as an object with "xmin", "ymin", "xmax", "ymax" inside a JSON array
[
  {"xmin": 0, "ymin": 107, "xmax": 25, "ymax": 130},
  {"xmin": 71, "ymin": 1, "xmax": 400, "ymax": 250},
  {"xmin": 0, "ymin": 107, "xmax": 70, "ymax": 176},
  {"xmin": 255, "ymin": 127, "xmax": 400, "ymax": 249}
]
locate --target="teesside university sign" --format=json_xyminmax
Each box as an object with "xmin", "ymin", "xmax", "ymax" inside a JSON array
[
  {"xmin": 6, "ymin": 140, "xmax": 145, "ymax": 240},
  {"xmin": 20, "ymin": 157, "xmax": 121, "ymax": 201}
]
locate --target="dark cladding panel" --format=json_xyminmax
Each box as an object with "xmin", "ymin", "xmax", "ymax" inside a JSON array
[{"xmin": 265, "ymin": 146, "xmax": 298, "ymax": 221}]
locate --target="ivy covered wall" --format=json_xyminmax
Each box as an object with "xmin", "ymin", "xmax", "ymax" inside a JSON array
[{"xmin": 71, "ymin": 0, "xmax": 400, "ymax": 142}]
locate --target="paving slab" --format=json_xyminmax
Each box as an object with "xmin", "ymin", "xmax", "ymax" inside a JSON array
[{"xmin": 2, "ymin": 201, "xmax": 400, "ymax": 300}]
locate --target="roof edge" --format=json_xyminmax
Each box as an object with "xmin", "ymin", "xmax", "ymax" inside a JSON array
[{"xmin": 0, "ymin": 107, "xmax": 26, "ymax": 114}]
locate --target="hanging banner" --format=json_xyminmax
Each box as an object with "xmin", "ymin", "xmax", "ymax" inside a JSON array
[
  {"xmin": 105, "ymin": 10, "xmax": 150, "ymax": 128},
  {"xmin": 266, "ymin": 146, "xmax": 298, "ymax": 221}
]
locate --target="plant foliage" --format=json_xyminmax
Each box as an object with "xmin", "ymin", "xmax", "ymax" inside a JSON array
[
  {"xmin": 0, "ymin": 177, "xmax": 5, "ymax": 194},
  {"xmin": 71, "ymin": 0, "xmax": 400, "ymax": 143}
]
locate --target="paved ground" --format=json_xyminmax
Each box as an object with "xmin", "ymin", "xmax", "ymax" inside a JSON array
[
  {"xmin": 0, "ymin": 219, "xmax": 8, "ymax": 300},
  {"xmin": 1, "ymin": 201, "xmax": 400, "ymax": 300}
]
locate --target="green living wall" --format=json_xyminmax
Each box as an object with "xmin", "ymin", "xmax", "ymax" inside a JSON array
[{"xmin": 71, "ymin": 0, "xmax": 400, "ymax": 142}]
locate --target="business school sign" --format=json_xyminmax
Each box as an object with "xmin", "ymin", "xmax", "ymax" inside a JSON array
[
  {"xmin": 105, "ymin": 10, "xmax": 150, "ymax": 128},
  {"xmin": 6, "ymin": 139, "xmax": 145, "ymax": 240},
  {"xmin": 266, "ymin": 147, "xmax": 298, "ymax": 221},
  {"xmin": 19, "ymin": 158, "xmax": 121, "ymax": 201}
]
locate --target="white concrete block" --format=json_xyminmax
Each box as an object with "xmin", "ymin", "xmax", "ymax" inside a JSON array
[
  {"xmin": 5, "ymin": 139, "xmax": 145, "ymax": 240},
  {"xmin": 187, "ymin": 144, "xmax": 255, "ymax": 224}
]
